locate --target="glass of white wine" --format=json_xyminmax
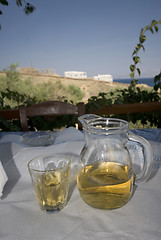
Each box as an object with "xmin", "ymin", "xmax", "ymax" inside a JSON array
[{"xmin": 28, "ymin": 153, "xmax": 71, "ymax": 212}]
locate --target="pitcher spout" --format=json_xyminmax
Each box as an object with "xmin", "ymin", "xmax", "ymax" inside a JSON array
[{"xmin": 78, "ymin": 114, "xmax": 102, "ymax": 130}]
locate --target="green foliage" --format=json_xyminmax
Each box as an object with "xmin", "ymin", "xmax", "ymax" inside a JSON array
[
  {"xmin": 27, "ymin": 115, "xmax": 78, "ymax": 131},
  {"xmin": 0, "ymin": 0, "xmax": 35, "ymax": 29},
  {"xmin": 0, "ymin": 64, "xmax": 84, "ymax": 107},
  {"xmin": 67, "ymin": 84, "xmax": 84, "ymax": 103},
  {"xmin": 117, "ymin": 86, "xmax": 160, "ymax": 104},
  {"xmin": 154, "ymin": 72, "xmax": 161, "ymax": 91},
  {"xmin": 104, "ymin": 18, "xmax": 161, "ymax": 128},
  {"xmin": 0, "ymin": 64, "xmax": 40, "ymax": 107},
  {"xmin": 0, "ymin": 116, "xmax": 21, "ymax": 131},
  {"xmin": 35, "ymin": 80, "xmax": 84, "ymax": 103},
  {"xmin": 130, "ymin": 19, "xmax": 161, "ymax": 90},
  {"xmin": 86, "ymin": 88, "xmax": 161, "ymax": 128},
  {"xmin": 0, "ymin": 64, "xmax": 85, "ymax": 131},
  {"xmin": 85, "ymin": 92, "xmax": 112, "ymax": 113},
  {"xmin": 0, "ymin": 88, "xmax": 38, "ymax": 109}
]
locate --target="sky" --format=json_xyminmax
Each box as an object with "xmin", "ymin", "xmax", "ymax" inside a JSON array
[{"xmin": 0, "ymin": 0, "xmax": 161, "ymax": 79}]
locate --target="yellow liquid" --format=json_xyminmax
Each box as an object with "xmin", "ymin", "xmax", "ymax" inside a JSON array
[
  {"xmin": 77, "ymin": 162, "xmax": 134, "ymax": 209},
  {"xmin": 33, "ymin": 171, "xmax": 69, "ymax": 212}
]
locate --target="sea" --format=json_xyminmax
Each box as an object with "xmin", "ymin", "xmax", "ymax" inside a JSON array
[{"xmin": 113, "ymin": 78, "xmax": 154, "ymax": 87}]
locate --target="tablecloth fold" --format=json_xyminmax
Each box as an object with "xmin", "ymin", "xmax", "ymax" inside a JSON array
[{"xmin": 0, "ymin": 161, "xmax": 8, "ymax": 197}]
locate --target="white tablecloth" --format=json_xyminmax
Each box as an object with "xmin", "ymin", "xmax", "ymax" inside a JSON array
[{"xmin": 0, "ymin": 127, "xmax": 161, "ymax": 240}]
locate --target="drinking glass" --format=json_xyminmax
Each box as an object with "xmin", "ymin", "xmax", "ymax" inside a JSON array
[{"xmin": 28, "ymin": 153, "xmax": 71, "ymax": 212}]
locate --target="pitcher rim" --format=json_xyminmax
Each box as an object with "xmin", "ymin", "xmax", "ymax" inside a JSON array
[{"xmin": 79, "ymin": 114, "xmax": 129, "ymax": 134}]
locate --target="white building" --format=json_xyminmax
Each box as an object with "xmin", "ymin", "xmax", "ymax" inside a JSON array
[
  {"xmin": 64, "ymin": 71, "xmax": 87, "ymax": 79},
  {"xmin": 93, "ymin": 74, "xmax": 113, "ymax": 82}
]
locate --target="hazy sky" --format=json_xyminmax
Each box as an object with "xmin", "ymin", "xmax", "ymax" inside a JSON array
[{"xmin": 0, "ymin": 0, "xmax": 161, "ymax": 78}]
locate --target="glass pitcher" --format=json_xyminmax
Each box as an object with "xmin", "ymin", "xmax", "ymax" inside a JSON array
[{"xmin": 77, "ymin": 114, "xmax": 153, "ymax": 209}]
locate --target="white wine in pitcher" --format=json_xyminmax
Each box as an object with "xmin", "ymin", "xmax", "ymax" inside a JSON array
[
  {"xmin": 77, "ymin": 162, "xmax": 134, "ymax": 209},
  {"xmin": 78, "ymin": 114, "xmax": 153, "ymax": 209}
]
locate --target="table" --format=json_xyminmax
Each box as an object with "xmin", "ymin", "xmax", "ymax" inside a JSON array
[{"xmin": 0, "ymin": 127, "xmax": 161, "ymax": 240}]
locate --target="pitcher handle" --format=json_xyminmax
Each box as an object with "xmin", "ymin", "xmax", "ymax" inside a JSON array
[{"xmin": 128, "ymin": 134, "xmax": 153, "ymax": 185}]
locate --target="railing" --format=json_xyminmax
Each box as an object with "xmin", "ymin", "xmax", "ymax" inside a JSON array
[
  {"xmin": 87, "ymin": 101, "xmax": 161, "ymax": 115},
  {"xmin": 1, "ymin": 101, "xmax": 161, "ymax": 130},
  {"xmin": 0, "ymin": 109, "xmax": 19, "ymax": 120}
]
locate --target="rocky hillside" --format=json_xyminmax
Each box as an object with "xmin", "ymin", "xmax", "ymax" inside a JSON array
[
  {"xmin": 0, "ymin": 70, "xmax": 151, "ymax": 102},
  {"xmin": 18, "ymin": 72, "xmax": 129, "ymax": 102}
]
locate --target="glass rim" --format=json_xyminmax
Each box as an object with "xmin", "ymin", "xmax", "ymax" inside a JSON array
[{"xmin": 28, "ymin": 153, "xmax": 71, "ymax": 173}]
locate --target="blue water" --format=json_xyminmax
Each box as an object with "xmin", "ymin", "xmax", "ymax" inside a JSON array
[{"xmin": 114, "ymin": 78, "xmax": 154, "ymax": 87}]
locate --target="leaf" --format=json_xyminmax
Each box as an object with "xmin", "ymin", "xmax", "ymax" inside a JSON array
[
  {"xmin": 24, "ymin": 4, "xmax": 35, "ymax": 15},
  {"xmin": 137, "ymin": 68, "xmax": 141, "ymax": 75},
  {"xmin": 136, "ymin": 44, "xmax": 141, "ymax": 51},
  {"xmin": 140, "ymin": 44, "xmax": 145, "ymax": 51},
  {"xmin": 140, "ymin": 28, "xmax": 144, "ymax": 36},
  {"xmin": 130, "ymin": 72, "xmax": 134, "ymax": 79},
  {"xmin": 154, "ymin": 84, "xmax": 158, "ymax": 91},
  {"xmin": 16, "ymin": 0, "xmax": 22, "ymax": 7},
  {"xmin": 132, "ymin": 50, "xmax": 137, "ymax": 55},
  {"xmin": 0, "ymin": 10, "xmax": 2, "ymax": 15},
  {"xmin": 154, "ymin": 73, "xmax": 161, "ymax": 83},
  {"xmin": 130, "ymin": 65, "xmax": 135, "ymax": 72},
  {"xmin": 131, "ymin": 79, "xmax": 137, "ymax": 87},
  {"xmin": 144, "ymin": 25, "xmax": 150, "ymax": 31},
  {"xmin": 0, "ymin": 0, "xmax": 8, "ymax": 5},
  {"xmin": 139, "ymin": 35, "xmax": 146, "ymax": 43},
  {"xmin": 158, "ymin": 20, "xmax": 161, "ymax": 24},
  {"xmin": 155, "ymin": 25, "xmax": 158, "ymax": 32},
  {"xmin": 149, "ymin": 27, "xmax": 154, "ymax": 33},
  {"xmin": 133, "ymin": 56, "xmax": 140, "ymax": 64},
  {"xmin": 151, "ymin": 20, "xmax": 157, "ymax": 26}
]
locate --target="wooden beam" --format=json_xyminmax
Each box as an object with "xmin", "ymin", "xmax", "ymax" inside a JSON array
[
  {"xmin": 0, "ymin": 109, "xmax": 19, "ymax": 120},
  {"xmin": 88, "ymin": 101, "xmax": 161, "ymax": 115}
]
